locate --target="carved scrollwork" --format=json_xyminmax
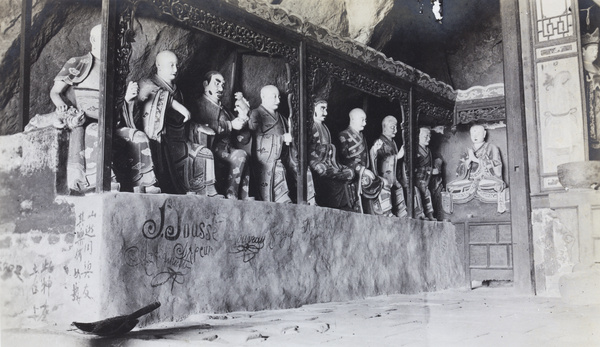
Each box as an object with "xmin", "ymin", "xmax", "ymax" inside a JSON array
[
  {"xmin": 455, "ymin": 106, "xmax": 506, "ymax": 125},
  {"xmin": 116, "ymin": 2, "xmax": 136, "ymax": 106},
  {"xmin": 416, "ymin": 99, "xmax": 454, "ymax": 126},
  {"xmin": 307, "ymin": 55, "xmax": 404, "ymax": 101},
  {"xmin": 136, "ymin": 0, "xmax": 298, "ymax": 63}
]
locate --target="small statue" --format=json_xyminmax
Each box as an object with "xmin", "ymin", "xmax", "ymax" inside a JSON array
[
  {"xmin": 190, "ymin": 71, "xmax": 251, "ymax": 200},
  {"xmin": 248, "ymin": 85, "xmax": 294, "ymax": 203},
  {"xmin": 370, "ymin": 116, "xmax": 408, "ymax": 218},
  {"xmin": 446, "ymin": 124, "xmax": 507, "ymax": 212},
  {"xmin": 123, "ymin": 50, "xmax": 218, "ymax": 196},
  {"xmin": 414, "ymin": 127, "xmax": 443, "ymax": 220},
  {"xmin": 309, "ymin": 99, "xmax": 355, "ymax": 210},
  {"xmin": 338, "ymin": 108, "xmax": 392, "ymax": 216},
  {"xmin": 44, "ymin": 25, "xmax": 158, "ymax": 194}
]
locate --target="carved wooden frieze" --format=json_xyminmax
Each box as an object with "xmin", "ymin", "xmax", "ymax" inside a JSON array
[
  {"xmin": 455, "ymin": 106, "xmax": 506, "ymax": 125},
  {"xmin": 131, "ymin": 0, "xmax": 298, "ymax": 63},
  {"xmin": 307, "ymin": 55, "xmax": 404, "ymax": 101},
  {"xmin": 416, "ymin": 99, "xmax": 454, "ymax": 126}
]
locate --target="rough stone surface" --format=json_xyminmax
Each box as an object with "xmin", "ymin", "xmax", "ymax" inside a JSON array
[
  {"xmin": 0, "ymin": 127, "xmax": 71, "ymax": 233},
  {"xmin": 1, "ymin": 192, "xmax": 464, "ymax": 329}
]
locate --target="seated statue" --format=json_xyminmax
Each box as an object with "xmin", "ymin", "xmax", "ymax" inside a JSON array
[
  {"xmin": 338, "ymin": 108, "xmax": 392, "ymax": 216},
  {"xmin": 122, "ymin": 50, "xmax": 218, "ymax": 196},
  {"xmin": 414, "ymin": 127, "xmax": 443, "ymax": 220},
  {"xmin": 38, "ymin": 25, "xmax": 158, "ymax": 194},
  {"xmin": 189, "ymin": 71, "xmax": 251, "ymax": 200},
  {"xmin": 248, "ymin": 85, "xmax": 294, "ymax": 203},
  {"xmin": 309, "ymin": 99, "xmax": 355, "ymax": 210},
  {"xmin": 370, "ymin": 116, "xmax": 408, "ymax": 218},
  {"xmin": 446, "ymin": 124, "xmax": 507, "ymax": 212}
]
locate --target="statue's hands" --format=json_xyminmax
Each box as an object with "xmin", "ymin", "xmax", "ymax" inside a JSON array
[
  {"xmin": 231, "ymin": 117, "xmax": 246, "ymax": 130},
  {"xmin": 314, "ymin": 163, "xmax": 327, "ymax": 175},
  {"xmin": 171, "ymin": 100, "xmax": 190, "ymax": 122},
  {"xmin": 397, "ymin": 145, "xmax": 405, "ymax": 160},
  {"xmin": 195, "ymin": 123, "xmax": 216, "ymax": 136},
  {"xmin": 125, "ymin": 81, "xmax": 138, "ymax": 102},
  {"xmin": 283, "ymin": 133, "xmax": 292, "ymax": 145},
  {"xmin": 364, "ymin": 168, "xmax": 375, "ymax": 181},
  {"xmin": 467, "ymin": 148, "xmax": 478, "ymax": 164},
  {"xmin": 234, "ymin": 92, "xmax": 250, "ymax": 120},
  {"xmin": 55, "ymin": 103, "xmax": 68, "ymax": 114}
]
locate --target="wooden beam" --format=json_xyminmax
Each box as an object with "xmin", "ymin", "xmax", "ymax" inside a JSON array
[
  {"xmin": 19, "ymin": 0, "xmax": 32, "ymax": 131},
  {"xmin": 97, "ymin": 0, "xmax": 118, "ymax": 192},
  {"xmin": 297, "ymin": 39, "xmax": 307, "ymax": 204},
  {"xmin": 500, "ymin": 0, "xmax": 535, "ymax": 294}
]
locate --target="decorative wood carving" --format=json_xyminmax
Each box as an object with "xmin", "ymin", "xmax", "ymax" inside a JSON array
[
  {"xmin": 416, "ymin": 99, "xmax": 454, "ymax": 126},
  {"xmin": 455, "ymin": 106, "xmax": 506, "ymax": 125}
]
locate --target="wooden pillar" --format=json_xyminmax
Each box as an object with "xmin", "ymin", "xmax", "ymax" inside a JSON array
[
  {"xmin": 407, "ymin": 88, "xmax": 415, "ymax": 218},
  {"xmin": 297, "ymin": 40, "xmax": 307, "ymax": 204},
  {"xmin": 96, "ymin": 0, "xmax": 118, "ymax": 192},
  {"xmin": 19, "ymin": 0, "xmax": 32, "ymax": 131},
  {"xmin": 500, "ymin": 0, "xmax": 535, "ymax": 294}
]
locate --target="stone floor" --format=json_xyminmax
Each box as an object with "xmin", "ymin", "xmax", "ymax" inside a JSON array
[{"xmin": 2, "ymin": 285, "xmax": 599, "ymax": 347}]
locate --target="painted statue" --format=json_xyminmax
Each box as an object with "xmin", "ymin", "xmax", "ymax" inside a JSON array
[
  {"xmin": 248, "ymin": 85, "xmax": 294, "ymax": 203},
  {"xmin": 123, "ymin": 50, "xmax": 219, "ymax": 196},
  {"xmin": 190, "ymin": 71, "xmax": 251, "ymax": 200},
  {"xmin": 446, "ymin": 124, "xmax": 507, "ymax": 213},
  {"xmin": 583, "ymin": 28, "xmax": 600, "ymax": 156},
  {"xmin": 370, "ymin": 116, "xmax": 408, "ymax": 218},
  {"xmin": 338, "ymin": 108, "xmax": 392, "ymax": 216},
  {"xmin": 414, "ymin": 127, "xmax": 443, "ymax": 220},
  {"xmin": 309, "ymin": 99, "xmax": 355, "ymax": 210},
  {"xmin": 38, "ymin": 25, "xmax": 158, "ymax": 194}
]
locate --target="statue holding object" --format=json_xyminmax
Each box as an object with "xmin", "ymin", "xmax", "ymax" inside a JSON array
[{"xmin": 122, "ymin": 50, "xmax": 219, "ymax": 196}]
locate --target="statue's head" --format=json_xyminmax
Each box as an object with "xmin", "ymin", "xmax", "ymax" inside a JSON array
[
  {"xmin": 470, "ymin": 124, "xmax": 486, "ymax": 145},
  {"xmin": 155, "ymin": 50, "xmax": 178, "ymax": 84},
  {"xmin": 419, "ymin": 127, "xmax": 431, "ymax": 147},
  {"xmin": 382, "ymin": 116, "xmax": 398, "ymax": 139},
  {"xmin": 90, "ymin": 25, "xmax": 102, "ymax": 58},
  {"xmin": 349, "ymin": 108, "xmax": 367, "ymax": 132},
  {"xmin": 260, "ymin": 85, "xmax": 280, "ymax": 112},
  {"xmin": 313, "ymin": 99, "xmax": 328, "ymax": 123},
  {"xmin": 203, "ymin": 71, "xmax": 225, "ymax": 102}
]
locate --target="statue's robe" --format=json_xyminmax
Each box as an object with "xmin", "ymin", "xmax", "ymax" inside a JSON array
[
  {"xmin": 248, "ymin": 105, "xmax": 293, "ymax": 203},
  {"xmin": 309, "ymin": 121, "xmax": 355, "ymax": 210},
  {"xmin": 191, "ymin": 95, "xmax": 250, "ymax": 199},
  {"xmin": 338, "ymin": 127, "xmax": 391, "ymax": 216},
  {"xmin": 372, "ymin": 135, "xmax": 408, "ymax": 218},
  {"xmin": 56, "ymin": 52, "xmax": 156, "ymax": 193},
  {"xmin": 414, "ymin": 144, "xmax": 439, "ymax": 218},
  {"xmin": 131, "ymin": 75, "xmax": 217, "ymax": 195},
  {"xmin": 447, "ymin": 142, "xmax": 507, "ymax": 212}
]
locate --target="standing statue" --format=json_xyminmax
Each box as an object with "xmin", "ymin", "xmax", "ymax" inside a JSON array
[
  {"xmin": 583, "ymin": 28, "xmax": 600, "ymax": 155},
  {"xmin": 414, "ymin": 127, "xmax": 443, "ymax": 220},
  {"xmin": 446, "ymin": 124, "xmax": 507, "ymax": 213},
  {"xmin": 45, "ymin": 24, "xmax": 158, "ymax": 194},
  {"xmin": 370, "ymin": 116, "xmax": 408, "ymax": 218},
  {"xmin": 338, "ymin": 108, "xmax": 392, "ymax": 216},
  {"xmin": 123, "ymin": 50, "xmax": 219, "ymax": 196},
  {"xmin": 190, "ymin": 71, "xmax": 251, "ymax": 200},
  {"xmin": 309, "ymin": 99, "xmax": 355, "ymax": 210},
  {"xmin": 248, "ymin": 85, "xmax": 294, "ymax": 203}
]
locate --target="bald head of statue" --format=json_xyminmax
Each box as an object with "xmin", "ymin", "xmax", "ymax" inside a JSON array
[
  {"xmin": 155, "ymin": 50, "xmax": 179, "ymax": 85},
  {"xmin": 349, "ymin": 108, "xmax": 367, "ymax": 133},
  {"xmin": 90, "ymin": 25, "xmax": 102, "ymax": 59},
  {"xmin": 260, "ymin": 85, "xmax": 280, "ymax": 113}
]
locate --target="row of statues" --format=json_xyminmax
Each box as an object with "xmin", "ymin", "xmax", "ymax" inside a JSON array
[{"xmin": 26, "ymin": 25, "xmax": 508, "ymax": 219}]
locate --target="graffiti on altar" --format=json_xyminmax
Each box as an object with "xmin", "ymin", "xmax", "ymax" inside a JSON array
[
  {"xmin": 231, "ymin": 235, "xmax": 265, "ymax": 262},
  {"xmin": 141, "ymin": 198, "xmax": 219, "ymax": 242},
  {"xmin": 268, "ymin": 228, "xmax": 294, "ymax": 250}
]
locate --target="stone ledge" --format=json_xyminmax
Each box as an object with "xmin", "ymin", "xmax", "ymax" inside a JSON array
[{"xmin": 1, "ymin": 192, "xmax": 465, "ymax": 329}]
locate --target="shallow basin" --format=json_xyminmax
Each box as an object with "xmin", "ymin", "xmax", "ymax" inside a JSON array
[{"xmin": 557, "ymin": 161, "xmax": 600, "ymax": 190}]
